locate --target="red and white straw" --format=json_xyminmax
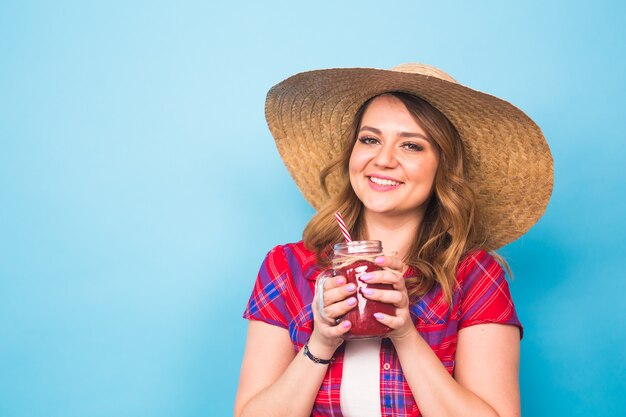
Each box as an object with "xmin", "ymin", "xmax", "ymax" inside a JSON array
[{"xmin": 334, "ymin": 211, "xmax": 352, "ymax": 243}]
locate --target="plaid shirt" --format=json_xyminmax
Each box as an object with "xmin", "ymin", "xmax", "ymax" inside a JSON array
[{"xmin": 243, "ymin": 241, "xmax": 522, "ymax": 417}]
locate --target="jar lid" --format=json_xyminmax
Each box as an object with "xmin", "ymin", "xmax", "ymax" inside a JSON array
[{"xmin": 333, "ymin": 240, "xmax": 382, "ymax": 254}]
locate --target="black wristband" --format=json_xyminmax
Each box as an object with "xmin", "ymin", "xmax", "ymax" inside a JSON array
[{"xmin": 303, "ymin": 343, "xmax": 332, "ymax": 364}]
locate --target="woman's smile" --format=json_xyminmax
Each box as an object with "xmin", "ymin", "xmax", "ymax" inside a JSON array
[{"xmin": 367, "ymin": 174, "xmax": 403, "ymax": 190}]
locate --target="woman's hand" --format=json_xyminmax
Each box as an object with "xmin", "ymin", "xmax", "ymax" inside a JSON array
[
  {"xmin": 309, "ymin": 273, "xmax": 357, "ymax": 355},
  {"xmin": 360, "ymin": 255, "xmax": 417, "ymax": 342}
]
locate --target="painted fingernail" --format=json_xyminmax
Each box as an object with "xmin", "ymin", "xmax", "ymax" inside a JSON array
[
  {"xmin": 342, "ymin": 321, "xmax": 351, "ymax": 328},
  {"xmin": 362, "ymin": 288, "xmax": 374, "ymax": 295},
  {"xmin": 375, "ymin": 256, "xmax": 385, "ymax": 264},
  {"xmin": 335, "ymin": 276, "xmax": 345, "ymax": 285},
  {"xmin": 360, "ymin": 273, "xmax": 372, "ymax": 282},
  {"xmin": 346, "ymin": 283, "xmax": 356, "ymax": 292},
  {"xmin": 374, "ymin": 312, "xmax": 384, "ymax": 319},
  {"xmin": 346, "ymin": 297, "xmax": 356, "ymax": 306}
]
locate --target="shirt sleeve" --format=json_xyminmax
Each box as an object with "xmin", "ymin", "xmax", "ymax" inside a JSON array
[
  {"xmin": 458, "ymin": 250, "xmax": 523, "ymax": 338},
  {"xmin": 242, "ymin": 245, "xmax": 291, "ymax": 329}
]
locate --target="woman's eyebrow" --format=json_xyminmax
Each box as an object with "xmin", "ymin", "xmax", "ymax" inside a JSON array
[{"xmin": 359, "ymin": 125, "xmax": 429, "ymax": 141}]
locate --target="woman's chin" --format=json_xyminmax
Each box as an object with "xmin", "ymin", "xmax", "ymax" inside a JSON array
[{"xmin": 362, "ymin": 204, "xmax": 396, "ymax": 216}]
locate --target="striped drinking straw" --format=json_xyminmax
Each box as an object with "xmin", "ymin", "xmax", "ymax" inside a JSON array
[{"xmin": 334, "ymin": 211, "xmax": 352, "ymax": 243}]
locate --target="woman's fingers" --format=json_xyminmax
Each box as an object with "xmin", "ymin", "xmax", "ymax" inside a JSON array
[
  {"xmin": 327, "ymin": 319, "xmax": 352, "ymax": 336},
  {"xmin": 319, "ymin": 275, "xmax": 347, "ymax": 291},
  {"xmin": 323, "ymin": 281, "xmax": 357, "ymax": 305},
  {"xmin": 314, "ymin": 274, "xmax": 358, "ymax": 325},
  {"xmin": 310, "ymin": 292, "xmax": 353, "ymax": 350},
  {"xmin": 317, "ymin": 275, "xmax": 358, "ymax": 319},
  {"xmin": 361, "ymin": 287, "xmax": 406, "ymax": 306},
  {"xmin": 360, "ymin": 269, "xmax": 405, "ymax": 289},
  {"xmin": 374, "ymin": 255, "xmax": 406, "ymax": 273},
  {"xmin": 373, "ymin": 311, "xmax": 409, "ymax": 330},
  {"xmin": 323, "ymin": 295, "xmax": 358, "ymax": 320}
]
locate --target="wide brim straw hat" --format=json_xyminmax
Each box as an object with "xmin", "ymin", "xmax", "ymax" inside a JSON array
[{"xmin": 265, "ymin": 63, "xmax": 553, "ymax": 250}]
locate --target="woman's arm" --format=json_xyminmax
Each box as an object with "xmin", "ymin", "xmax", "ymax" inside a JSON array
[
  {"xmin": 234, "ymin": 321, "xmax": 328, "ymax": 417},
  {"xmin": 364, "ymin": 256, "xmax": 521, "ymax": 417},
  {"xmin": 391, "ymin": 323, "xmax": 520, "ymax": 417},
  {"xmin": 454, "ymin": 324, "xmax": 521, "ymax": 416},
  {"xmin": 235, "ymin": 274, "xmax": 357, "ymax": 417}
]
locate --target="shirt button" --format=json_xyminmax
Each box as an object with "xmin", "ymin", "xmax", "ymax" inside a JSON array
[{"xmin": 383, "ymin": 363, "xmax": 391, "ymax": 370}]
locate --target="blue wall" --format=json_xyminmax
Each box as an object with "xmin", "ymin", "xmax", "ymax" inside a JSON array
[{"xmin": 1, "ymin": 1, "xmax": 624, "ymax": 416}]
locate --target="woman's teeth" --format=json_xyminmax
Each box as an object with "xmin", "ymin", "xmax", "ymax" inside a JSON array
[{"xmin": 369, "ymin": 177, "xmax": 400, "ymax": 186}]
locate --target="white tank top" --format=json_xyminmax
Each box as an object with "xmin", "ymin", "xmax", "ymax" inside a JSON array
[{"xmin": 340, "ymin": 338, "xmax": 382, "ymax": 417}]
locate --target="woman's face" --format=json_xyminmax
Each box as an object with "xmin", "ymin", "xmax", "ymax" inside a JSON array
[{"xmin": 349, "ymin": 94, "xmax": 439, "ymax": 221}]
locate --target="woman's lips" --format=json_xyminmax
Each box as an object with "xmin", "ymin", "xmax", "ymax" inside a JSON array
[{"xmin": 367, "ymin": 175, "xmax": 402, "ymax": 191}]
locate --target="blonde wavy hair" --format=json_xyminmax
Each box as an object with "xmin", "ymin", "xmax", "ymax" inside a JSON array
[{"xmin": 303, "ymin": 92, "xmax": 496, "ymax": 305}]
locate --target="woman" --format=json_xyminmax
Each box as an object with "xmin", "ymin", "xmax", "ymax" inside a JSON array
[{"xmin": 234, "ymin": 64, "xmax": 553, "ymax": 417}]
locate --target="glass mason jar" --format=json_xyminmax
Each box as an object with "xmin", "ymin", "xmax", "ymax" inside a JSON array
[{"xmin": 318, "ymin": 240, "xmax": 394, "ymax": 339}]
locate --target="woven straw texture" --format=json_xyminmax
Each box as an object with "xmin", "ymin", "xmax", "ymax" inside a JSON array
[{"xmin": 265, "ymin": 64, "xmax": 553, "ymax": 250}]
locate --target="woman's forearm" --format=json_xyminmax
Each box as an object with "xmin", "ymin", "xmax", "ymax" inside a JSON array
[
  {"xmin": 238, "ymin": 339, "xmax": 335, "ymax": 417},
  {"xmin": 392, "ymin": 330, "xmax": 501, "ymax": 417}
]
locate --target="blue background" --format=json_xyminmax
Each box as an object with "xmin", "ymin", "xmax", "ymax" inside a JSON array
[{"xmin": 1, "ymin": 1, "xmax": 624, "ymax": 416}]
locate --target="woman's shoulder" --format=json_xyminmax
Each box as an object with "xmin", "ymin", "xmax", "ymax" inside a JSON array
[
  {"xmin": 262, "ymin": 241, "xmax": 319, "ymax": 278},
  {"xmin": 455, "ymin": 248, "xmax": 522, "ymax": 335},
  {"xmin": 265, "ymin": 240, "xmax": 315, "ymax": 260},
  {"xmin": 456, "ymin": 249, "xmax": 506, "ymax": 287}
]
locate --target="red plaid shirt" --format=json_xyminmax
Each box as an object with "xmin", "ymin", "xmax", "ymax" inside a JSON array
[{"xmin": 243, "ymin": 241, "xmax": 522, "ymax": 417}]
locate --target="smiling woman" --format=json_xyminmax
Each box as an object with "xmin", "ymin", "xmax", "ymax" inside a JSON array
[
  {"xmin": 307, "ymin": 91, "xmax": 476, "ymax": 305},
  {"xmin": 235, "ymin": 63, "xmax": 553, "ymax": 417}
]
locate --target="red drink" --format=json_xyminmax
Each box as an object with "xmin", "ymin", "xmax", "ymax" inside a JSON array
[{"xmin": 332, "ymin": 241, "xmax": 394, "ymax": 339}]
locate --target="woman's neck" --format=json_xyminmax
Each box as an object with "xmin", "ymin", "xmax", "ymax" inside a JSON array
[{"xmin": 360, "ymin": 210, "xmax": 423, "ymax": 260}]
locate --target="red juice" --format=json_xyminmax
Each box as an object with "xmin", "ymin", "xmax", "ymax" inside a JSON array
[{"xmin": 338, "ymin": 259, "xmax": 394, "ymax": 339}]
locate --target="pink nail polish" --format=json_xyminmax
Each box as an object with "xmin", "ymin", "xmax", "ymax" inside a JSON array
[
  {"xmin": 346, "ymin": 283, "xmax": 356, "ymax": 292},
  {"xmin": 374, "ymin": 313, "xmax": 384, "ymax": 319},
  {"xmin": 342, "ymin": 321, "xmax": 351, "ymax": 328},
  {"xmin": 336, "ymin": 277, "xmax": 345, "ymax": 285},
  {"xmin": 374, "ymin": 256, "xmax": 385, "ymax": 264},
  {"xmin": 362, "ymin": 288, "xmax": 374, "ymax": 295},
  {"xmin": 346, "ymin": 297, "xmax": 356, "ymax": 306},
  {"xmin": 360, "ymin": 273, "xmax": 372, "ymax": 282}
]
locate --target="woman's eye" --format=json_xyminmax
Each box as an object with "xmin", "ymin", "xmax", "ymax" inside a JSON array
[
  {"xmin": 358, "ymin": 136, "xmax": 379, "ymax": 145},
  {"xmin": 402, "ymin": 142, "xmax": 424, "ymax": 152}
]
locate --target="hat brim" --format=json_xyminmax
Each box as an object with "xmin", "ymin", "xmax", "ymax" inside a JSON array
[{"xmin": 265, "ymin": 67, "xmax": 553, "ymax": 250}]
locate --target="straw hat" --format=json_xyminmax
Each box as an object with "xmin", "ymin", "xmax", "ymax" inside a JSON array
[{"xmin": 265, "ymin": 63, "xmax": 553, "ymax": 250}]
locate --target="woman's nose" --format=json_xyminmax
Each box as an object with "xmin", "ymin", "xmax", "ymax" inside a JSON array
[{"xmin": 373, "ymin": 143, "xmax": 398, "ymax": 168}]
